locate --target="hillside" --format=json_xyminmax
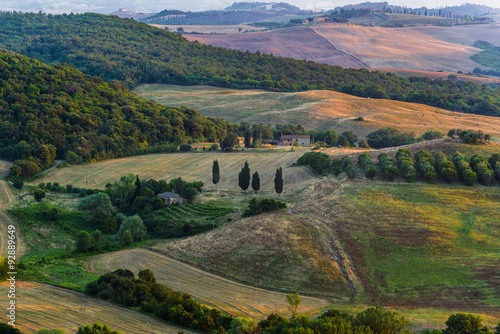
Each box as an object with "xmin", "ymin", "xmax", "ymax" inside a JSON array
[
  {"xmin": 0, "ymin": 282, "xmax": 191, "ymax": 334},
  {"xmin": 135, "ymin": 85, "xmax": 500, "ymax": 140},
  {"xmin": 85, "ymin": 248, "xmax": 331, "ymax": 317},
  {"xmin": 1, "ymin": 12, "xmax": 500, "ymax": 117},
  {"xmin": 32, "ymin": 149, "xmax": 315, "ymax": 191},
  {"xmin": 0, "ymin": 50, "xmax": 237, "ymax": 177},
  {"xmin": 185, "ymin": 24, "xmax": 482, "ymax": 73}
]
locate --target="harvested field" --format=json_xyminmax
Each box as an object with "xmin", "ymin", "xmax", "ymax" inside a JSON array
[
  {"xmin": 33, "ymin": 150, "xmax": 315, "ymax": 192},
  {"xmin": 184, "ymin": 24, "xmax": 487, "ymax": 72},
  {"xmin": 313, "ymin": 24, "xmax": 481, "ymax": 72},
  {"xmin": 0, "ymin": 281, "xmax": 190, "ymax": 334},
  {"xmin": 84, "ymin": 248, "xmax": 331, "ymax": 318},
  {"xmin": 135, "ymin": 85, "xmax": 500, "ymax": 140},
  {"xmin": 185, "ymin": 26, "xmax": 366, "ymax": 68},
  {"xmin": 407, "ymin": 22, "xmax": 500, "ymax": 47}
]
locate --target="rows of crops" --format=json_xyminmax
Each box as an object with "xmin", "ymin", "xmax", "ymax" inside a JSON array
[{"xmin": 157, "ymin": 203, "xmax": 234, "ymax": 220}]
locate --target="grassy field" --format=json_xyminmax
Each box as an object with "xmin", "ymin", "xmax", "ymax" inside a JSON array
[
  {"xmin": 0, "ymin": 281, "xmax": 192, "ymax": 334},
  {"xmin": 33, "ymin": 149, "xmax": 315, "ymax": 193},
  {"xmin": 84, "ymin": 248, "xmax": 331, "ymax": 319},
  {"xmin": 291, "ymin": 180, "xmax": 500, "ymax": 313},
  {"xmin": 134, "ymin": 84, "xmax": 500, "ymax": 140}
]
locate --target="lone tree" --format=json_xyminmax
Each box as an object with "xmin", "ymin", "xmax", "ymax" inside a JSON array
[
  {"xmin": 251, "ymin": 171, "xmax": 260, "ymax": 193},
  {"xmin": 220, "ymin": 132, "xmax": 239, "ymax": 151},
  {"xmin": 212, "ymin": 160, "xmax": 220, "ymax": 193},
  {"xmin": 274, "ymin": 167, "xmax": 283, "ymax": 196},
  {"xmin": 238, "ymin": 161, "xmax": 251, "ymax": 193},
  {"xmin": 286, "ymin": 292, "xmax": 302, "ymax": 319}
]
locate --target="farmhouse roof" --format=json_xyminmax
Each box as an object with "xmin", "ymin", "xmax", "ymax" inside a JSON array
[
  {"xmin": 281, "ymin": 134, "xmax": 310, "ymax": 139},
  {"xmin": 157, "ymin": 191, "xmax": 181, "ymax": 199}
]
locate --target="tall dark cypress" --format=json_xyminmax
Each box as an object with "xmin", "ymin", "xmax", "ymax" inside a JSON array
[
  {"xmin": 238, "ymin": 161, "xmax": 250, "ymax": 193},
  {"xmin": 274, "ymin": 167, "xmax": 283, "ymax": 196},
  {"xmin": 251, "ymin": 171, "xmax": 260, "ymax": 193},
  {"xmin": 212, "ymin": 160, "xmax": 220, "ymax": 194}
]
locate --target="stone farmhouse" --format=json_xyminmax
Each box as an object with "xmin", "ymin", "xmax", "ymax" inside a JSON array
[
  {"xmin": 157, "ymin": 192, "xmax": 187, "ymax": 206},
  {"xmin": 278, "ymin": 134, "xmax": 311, "ymax": 147}
]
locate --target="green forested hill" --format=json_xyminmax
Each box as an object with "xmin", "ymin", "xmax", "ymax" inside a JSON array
[
  {"xmin": 0, "ymin": 50, "xmax": 234, "ymax": 176},
  {"xmin": 0, "ymin": 12, "xmax": 500, "ymax": 116}
]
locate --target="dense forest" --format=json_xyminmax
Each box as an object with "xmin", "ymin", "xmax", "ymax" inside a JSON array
[
  {"xmin": 0, "ymin": 50, "xmax": 236, "ymax": 175},
  {"xmin": 0, "ymin": 12, "xmax": 499, "ymax": 116}
]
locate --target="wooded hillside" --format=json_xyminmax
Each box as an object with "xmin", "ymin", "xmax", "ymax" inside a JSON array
[
  {"xmin": 0, "ymin": 50, "xmax": 234, "ymax": 175},
  {"xmin": 0, "ymin": 12, "xmax": 499, "ymax": 117}
]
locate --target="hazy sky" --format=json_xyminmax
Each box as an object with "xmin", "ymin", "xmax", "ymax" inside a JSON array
[{"xmin": 2, "ymin": 0, "xmax": 500, "ymax": 14}]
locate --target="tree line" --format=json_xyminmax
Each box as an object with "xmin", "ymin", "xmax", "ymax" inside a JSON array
[{"xmin": 1, "ymin": 12, "xmax": 500, "ymax": 117}]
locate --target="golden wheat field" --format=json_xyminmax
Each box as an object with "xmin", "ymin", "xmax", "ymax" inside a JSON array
[
  {"xmin": 0, "ymin": 281, "xmax": 191, "ymax": 334},
  {"xmin": 34, "ymin": 150, "xmax": 316, "ymax": 191},
  {"xmin": 84, "ymin": 248, "xmax": 331, "ymax": 318},
  {"xmin": 135, "ymin": 85, "xmax": 500, "ymax": 140}
]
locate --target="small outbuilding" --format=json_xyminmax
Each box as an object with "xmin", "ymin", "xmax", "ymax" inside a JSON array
[{"xmin": 157, "ymin": 192, "xmax": 187, "ymax": 206}]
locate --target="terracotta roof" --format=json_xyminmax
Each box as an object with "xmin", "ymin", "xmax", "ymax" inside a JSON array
[
  {"xmin": 281, "ymin": 135, "xmax": 310, "ymax": 139},
  {"xmin": 157, "ymin": 192, "xmax": 180, "ymax": 199}
]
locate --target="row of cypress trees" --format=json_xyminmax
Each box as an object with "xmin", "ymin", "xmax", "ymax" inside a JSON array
[{"xmin": 212, "ymin": 160, "xmax": 283, "ymax": 195}]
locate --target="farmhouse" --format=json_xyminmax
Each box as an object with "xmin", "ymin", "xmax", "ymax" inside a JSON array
[
  {"xmin": 157, "ymin": 192, "xmax": 187, "ymax": 206},
  {"xmin": 278, "ymin": 134, "xmax": 311, "ymax": 147},
  {"xmin": 313, "ymin": 17, "xmax": 329, "ymax": 23}
]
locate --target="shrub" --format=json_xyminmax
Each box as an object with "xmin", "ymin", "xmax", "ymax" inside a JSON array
[
  {"xmin": 122, "ymin": 230, "xmax": 133, "ymax": 246},
  {"xmin": 463, "ymin": 169, "xmax": 477, "ymax": 186},
  {"xmin": 441, "ymin": 167, "xmax": 459, "ymax": 184},
  {"xmin": 443, "ymin": 313, "xmax": 487, "ymax": 334},
  {"xmin": 179, "ymin": 144, "xmax": 192, "ymax": 152},
  {"xmin": 76, "ymin": 231, "xmax": 91, "ymax": 253},
  {"xmin": 11, "ymin": 178, "xmax": 23, "ymax": 189},
  {"xmin": 34, "ymin": 189, "xmax": 46, "ymax": 202}
]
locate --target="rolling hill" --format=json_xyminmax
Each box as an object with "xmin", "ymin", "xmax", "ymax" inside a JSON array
[
  {"xmin": 184, "ymin": 23, "xmax": 485, "ymax": 73},
  {"xmin": 1, "ymin": 12, "xmax": 499, "ymax": 118},
  {"xmin": 134, "ymin": 85, "xmax": 500, "ymax": 140},
  {"xmin": 0, "ymin": 282, "xmax": 192, "ymax": 334}
]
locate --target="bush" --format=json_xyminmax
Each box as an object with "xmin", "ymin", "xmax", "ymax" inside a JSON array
[
  {"xmin": 34, "ymin": 189, "xmax": 46, "ymax": 202},
  {"xmin": 122, "ymin": 230, "xmax": 133, "ymax": 246},
  {"xmin": 11, "ymin": 178, "xmax": 23, "ymax": 189},
  {"xmin": 443, "ymin": 313, "xmax": 488, "ymax": 334},
  {"xmin": 179, "ymin": 144, "xmax": 192, "ymax": 152},
  {"xmin": 463, "ymin": 169, "xmax": 477, "ymax": 186},
  {"xmin": 76, "ymin": 231, "xmax": 91, "ymax": 253}
]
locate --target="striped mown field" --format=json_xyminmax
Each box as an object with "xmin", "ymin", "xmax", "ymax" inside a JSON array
[
  {"xmin": 0, "ymin": 281, "xmax": 192, "ymax": 334},
  {"xmin": 34, "ymin": 150, "xmax": 316, "ymax": 192},
  {"xmin": 84, "ymin": 248, "xmax": 331, "ymax": 319}
]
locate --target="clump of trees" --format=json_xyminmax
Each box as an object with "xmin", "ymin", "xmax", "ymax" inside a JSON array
[
  {"xmin": 415, "ymin": 149, "xmax": 437, "ymax": 183},
  {"xmin": 297, "ymin": 152, "xmax": 331, "ymax": 175},
  {"xmin": 448, "ymin": 129, "xmax": 492, "ymax": 144},
  {"xmin": 366, "ymin": 128, "xmax": 418, "ymax": 149},
  {"xmin": 243, "ymin": 198, "xmax": 287, "ymax": 217},
  {"xmin": 85, "ymin": 269, "xmax": 233, "ymax": 332}
]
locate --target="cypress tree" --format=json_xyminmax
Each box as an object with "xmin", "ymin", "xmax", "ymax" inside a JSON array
[
  {"xmin": 244, "ymin": 130, "xmax": 252, "ymax": 148},
  {"xmin": 133, "ymin": 174, "xmax": 141, "ymax": 201},
  {"xmin": 212, "ymin": 160, "xmax": 220, "ymax": 193},
  {"xmin": 238, "ymin": 161, "xmax": 250, "ymax": 193},
  {"xmin": 251, "ymin": 171, "xmax": 260, "ymax": 193},
  {"xmin": 274, "ymin": 167, "xmax": 283, "ymax": 196}
]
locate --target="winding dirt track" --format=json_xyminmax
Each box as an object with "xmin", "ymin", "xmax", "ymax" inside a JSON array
[
  {"xmin": 85, "ymin": 248, "xmax": 330, "ymax": 319},
  {"xmin": 0, "ymin": 160, "xmax": 25, "ymax": 260},
  {"xmin": 0, "ymin": 281, "xmax": 192, "ymax": 334}
]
